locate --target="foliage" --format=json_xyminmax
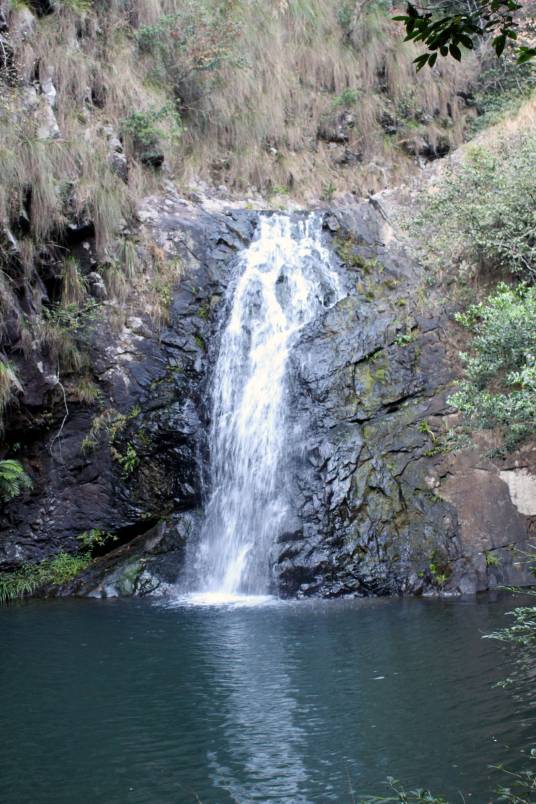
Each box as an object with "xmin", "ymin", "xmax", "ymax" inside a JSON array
[
  {"xmin": 332, "ymin": 88, "xmax": 360, "ymax": 107},
  {"xmin": 115, "ymin": 443, "xmax": 139, "ymax": 478},
  {"xmin": 448, "ymin": 283, "xmax": 536, "ymax": 451},
  {"xmin": 121, "ymin": 103, "xmax": 182, "ymax": 159},
  {"xmin": 394, "ymin": 331, "xmax": 415, "ymax": 346},
  {"xmin": 71, "ymin": 374, "xmax": 100, "ymax": 404},
  {"xmin": 412, "ymin": 136, "xmax": 536, "ymax": 281},
  {"xmin": 485, "ymin": 582, "xmax": 536, "ymax": 648},
  {"xmin": 77, "ymin": 528, "xmax": 117, "ymax": 554},
  {"xmin": 0, "ymin": 552, "xmax": 89, "ymax": 603},
  {"xmin": 321, "ymin": 182, "xmax": 337, "ymax": 202},
  {"xmin": 83, "ymin": 406, "xmax": 141, "ymax": 477},
  {"xmin": 489, "ymin": 602, "xmax": 536, "ymax": 648},
  {"xmin": 135, "ymin": 2, "xmax": 240, "ymax": 106},
  {"xmin": 359, "ymin": 777, "xmax": 447, "ymax": 802},
  {"xmin": 494, "ymin": 751, "xmax": 536, "ymax": 803},
  {"xmin": 39, "ymin": 299, "xmax": 101, "ymax": 373},
  {"xmin": 0, "ymin": 459, "xmax": 32, "ymax": 502},
  {"xmin": 61, "ymin": 257, "xmax": 87, "ymax": 308},
  {"xmin": 394, "ymin": 1, "xmax": 536, "ymax": 71},
  {"xmin": 485, "ymin": 549, "xmax": 502, "ymax": 567},
  {"xmin": 468, "ymin": 56, "xmax": 536, "ymax": 135}
]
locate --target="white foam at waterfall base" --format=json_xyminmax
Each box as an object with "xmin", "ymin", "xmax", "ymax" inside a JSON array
[
  {"xmin": 176, "ymin": 592, "xmax": 277, "ymax": 609},
  {"xmin": 184, "ymin": 213, "xmax": 343, "ymax": 602}
]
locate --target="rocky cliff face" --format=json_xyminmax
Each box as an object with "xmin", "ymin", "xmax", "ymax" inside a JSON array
[
  {"xmin": 1, "ymin": 185, "xmax": 534, "ymax": 599},
  {"xmin": 276, "ymin": 200, "xmax": 535, "ymax": 597},
  {"xmin": 0, "ymin": 190, "xmax": 256, "ymax": 594}
]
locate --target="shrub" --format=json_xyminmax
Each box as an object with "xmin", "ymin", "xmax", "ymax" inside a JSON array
[
  {"xmin": 332, "ymin": 88, "xmax": 360, "ymax": 108},
  {"xmin": 121, "ymin": 104, "xmax": 182, "ymax": 163},
  {"xmin": 135, "ymin": 2, "xmax": 239, "ymax": 107},
  {"xmin": 412, "ymin": 136, "xmax": 536, "ymax": 281},
  {"xmin": 468, "ymin": 55, "xmax": 535, "ymax": 136},
  {"xmin": 448, "ymin": 283, "xmax": 536, "ymax": 451},
  {"xmin": 0, "ymin": 459, "xmax": 32, "ymax": 502},
  {"xmin": 114, "ymin": 442, "xmax": 139, "ymax": 478}
]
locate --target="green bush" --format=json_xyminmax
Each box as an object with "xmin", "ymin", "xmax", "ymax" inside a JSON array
[
  {"xmin": 0, "ymin": 459, "xmax": 32, "ymax": 502},
  {"xmin": 135, "ymin": 2, "xmax": 239, "ymax": 106},
  {"xmin": 412, "ymin": 136, "xmax": 536, "ymax": 281},
  {"xmin": 448, "ymin": 283, "xmax": 536, "ymax": 451},
  {"xmin": 0, "ymin": 552, "xmax": 90, "ymax": 603},
  {"xmin": 332, "ymin": 88, "xmax": 360, "ymax": 108},
  {"xmin": 120, "ymin": 104, "xmax": 182, "ymax": 160},
  {"xmin": 469, "ymin": 59, "xmax": 535, "ymax": 135}
]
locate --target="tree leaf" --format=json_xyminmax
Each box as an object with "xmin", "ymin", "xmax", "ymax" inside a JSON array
[{"xmin": 449, "ymin": 42, "xmax": 462, "ymax": 60}]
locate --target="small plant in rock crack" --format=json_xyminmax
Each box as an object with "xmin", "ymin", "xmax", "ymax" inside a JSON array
[
  {"xmin": 484, "ymin": 550, "xmax": 501, "ymax": 568},
  {"xmin": 114, "ymin": 443, "xmax": 140, "ymax": 478},
  {"xmin": 77, "ymin": 529, "xmax": 118, "ymax": 555},
  {"xmin": 332, "ymin": 88, "xmax": 360, "ymax": 108},
  {"xmin": 394, "ymin": 331, "xmax": 415, "ymax": 347}
]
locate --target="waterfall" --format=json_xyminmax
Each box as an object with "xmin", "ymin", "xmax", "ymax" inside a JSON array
[{"xmin": 189, "ymin": 213, "xmax": 342, "ymax": 601}]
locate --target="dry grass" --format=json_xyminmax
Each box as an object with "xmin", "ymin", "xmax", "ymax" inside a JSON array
[
  {"xmin": 61, "ymin": 257, "xmax": 87, "ymax": 307},
  {"xmin": 1, "ymin": 0, "xmax": 482, "ymax": 220},
  {"xmin": 0, "ymin": 0, "xmax": 486, "ymax": 415},
  {"xmin": 0, "ymin": 360, "xmax": 22, "ymax": 433},
  {"xmin": 178, "ymin": 0, "xmax": 479, "ymax": 196}
]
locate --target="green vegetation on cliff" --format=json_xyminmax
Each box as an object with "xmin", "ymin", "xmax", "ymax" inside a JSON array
[
  {"xmin": 410, "ymin": 105, "xmax": 536, "ymax": 451},
  {"xmin": 449, "ymin": 283, "xmax": 536, "ymax": 452},
  {"xmin": 414, "ymin": 134, "xmax": 536, "ymax": 281},
  {"xmin": 0, "ymin": 458, "xmax": 32, "ymax": 501},
  {"xmin": 0, "ymin": 551, "xmax": 90, "ymax": 602}
]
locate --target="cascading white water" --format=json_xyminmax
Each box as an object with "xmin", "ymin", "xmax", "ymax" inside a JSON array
[{"xmin": 190, "ymin": 214, "xmax": 342, "ymax": 601}]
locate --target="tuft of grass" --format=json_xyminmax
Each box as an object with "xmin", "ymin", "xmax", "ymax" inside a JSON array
[
  {"xmin": 0, "ymin": 360, "xmax": 21, "ymax": 422},
  {"xmin": 0, "ymin": 552, "xmax": 90, "ymax": 604},
  {"xmin": 61, "ymin": 257, "xmax": 87, "ymax": 308},
  {"xmin": 70, "ymin": 373, "xmax": 100, "ymax": 403}
]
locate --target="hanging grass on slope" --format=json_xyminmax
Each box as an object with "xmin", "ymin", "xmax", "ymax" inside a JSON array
[{"xmin": 0, "ymin": 360, "xmax": 21, "ymax": 421}]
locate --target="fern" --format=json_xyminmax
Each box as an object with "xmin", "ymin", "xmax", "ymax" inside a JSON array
[
  {"xmin": 0, "ymin": 459, "xmax": 32, "ymax": 502},
  {"xmin": 0, "ymin": 552, "xmax": 90, "ymax": 604}
]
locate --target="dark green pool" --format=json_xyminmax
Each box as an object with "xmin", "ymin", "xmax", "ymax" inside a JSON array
[{"xmin": 1, "ymin": 594, "xmax": 533, "ymax": 803}]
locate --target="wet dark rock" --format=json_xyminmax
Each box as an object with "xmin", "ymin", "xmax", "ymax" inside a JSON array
[
  {"xmin": 272, "ymin": 198, "xmax": 534, "ymax": 598},
  {"xmin": 0, "ymin": 197, "xmax": 258, "ymax": 589},
  {"xmin": 1, "ymin": 191, "xmax": 534, "ymax": 600}
]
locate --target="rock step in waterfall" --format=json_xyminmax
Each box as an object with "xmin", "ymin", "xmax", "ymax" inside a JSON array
[{"xmin": 185, "ymin": 214, "xmax": 343, "ymax": 602}]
